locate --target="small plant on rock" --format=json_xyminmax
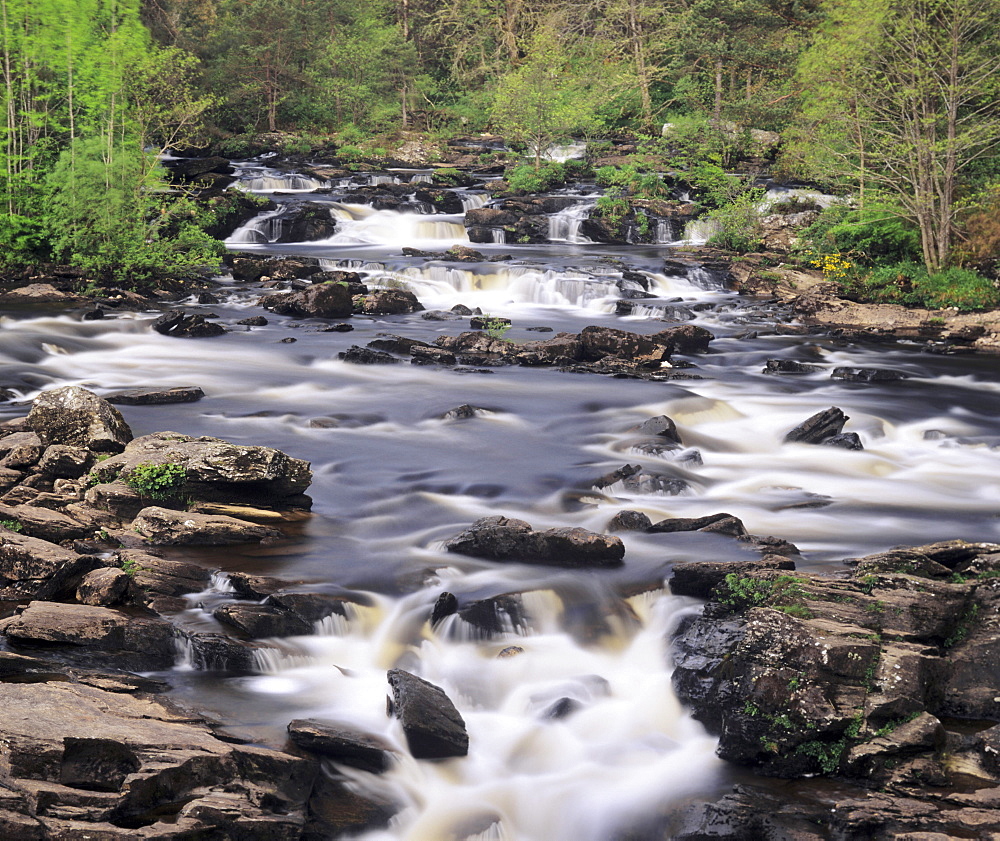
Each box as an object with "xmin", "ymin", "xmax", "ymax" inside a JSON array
[
  {"xmin": 124, "ymin": 462, "xmax": 186, "ymax": 500},
  {"xmin": 1, "ymin": 518, "xmax": 23, "ymax": 532}
]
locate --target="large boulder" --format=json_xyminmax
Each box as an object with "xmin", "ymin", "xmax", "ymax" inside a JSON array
[
  {"xmin": 151, "ymin": 310, "xmax": 227, "ymax": 338},
  {"xmin": 26, "ymin": 386, "xmax": 132, "ymax": 453},
  {"xmin": 89, "ymin": 432, "xmax": 312, "ymax": 506},
  {"xmin": 784, "ymin": 407, "xmax": 849, "ymax": 444},
  {"xmin": 274, "ymin": 201, "xmax": 337, "ymax": 242},
  {"xmin": 386, "ymin": 669, "xmax": 469, "ymax": 759},
  {"xmin": 259, "ymin": 282, "xmax": 353, "ymax": 319},
  {"xmin": 287, "ymin": 720, "xmax": 395, "ymax": 773},
  {"xmin": 579, "ymin": 326, "xmax": 672, "ymax": 366},
  {"xmin": 354, "ymin": 289, "xmax": 424, "ymax": 315},
  {"xmin": 445, "ymin": 515, "xmax": 625, "ymax": 568}
]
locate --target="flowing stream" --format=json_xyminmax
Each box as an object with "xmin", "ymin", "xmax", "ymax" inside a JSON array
[{"xmin": 2, "ymin": 171, "xmax": 999, "ymax": 840}]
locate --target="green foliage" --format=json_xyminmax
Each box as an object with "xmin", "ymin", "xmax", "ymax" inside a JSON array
[
  {"xmin": 945, "ymin": 603, "xmax": 981, "ymax": 648},
  {"xmin": 843, "ymin": 262, "xmax": 1000, "ymax": 312},
  {"xmin": 504, "ymin": 163, "xmax": 568, "ymax": 194},
  {"xmin": 718, "ymin": 574, "xmax": 813, "ymax": 617},
  {"xmin": 797, "ymin": 204, "xmax": 922, "ymax": 266},
  {"xmin": 479, "ymin": 314, "xmax": 512, "ymax": 340},
  {"xmin": 430, "ymin": 167, "xmax": 466, "ymax": 186},
  {"xmin": 120, "ymin": 556, "xmax": 144, "ymax": 578},
  {"xmin": 595, "ymin": 165, "xmax": 670, "ymax": 199},
  {"xmin": 1, "ymin": 519, "xmax": 23, "ymax": 533},
  {"xmin": 795, "ymin": 738, "xmax": 846, "ymax": 775},
  {"xmin": 123, "ymin": 462, "xmax": 187, "ymax": 501}
]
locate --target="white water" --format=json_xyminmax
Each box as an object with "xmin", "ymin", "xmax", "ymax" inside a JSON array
[
  {"xmin": 548, "ymin": 202, "xmax": 594, "ymax": 244},
  {"xmin": 320, "ymin": 203, "xmax": 469, "ymax": 247}
]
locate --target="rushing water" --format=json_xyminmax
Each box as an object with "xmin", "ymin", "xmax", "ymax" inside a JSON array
[{"xmin": 2, "ymin": 172, "xmax": 1000, "ymax": 840}]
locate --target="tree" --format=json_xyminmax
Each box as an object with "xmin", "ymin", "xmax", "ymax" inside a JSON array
[
  {"xmin": 491, "ymin": 25, "xmax": 605, "ymax": 168},
  {"xmin": 795, "ymin": 0, "xmax": 1000, "ymax": 272}
]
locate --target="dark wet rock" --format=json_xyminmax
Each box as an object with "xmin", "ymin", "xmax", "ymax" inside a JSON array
[
  {"xmin": 5, "ymin": 600, "xmax": 176, "ymax": 671},
  {"xmin": 81, "ymin": 307, "xmax": 105, "ymax": 320},
  {"xmin": 544, "ymin": 697, "xmax": 581, "ymax": 719},
  {"xmin": 498, "ymin": 646, "xmax": 524, "ymax": 658},
  {"xmin": 320, "ymin": 322, "xmax": 355, "ymax": 332},
  {"xmin": 832, "ymin": 366, "xmax": 910, "ymax": 383},
  {"xmin": 214, "ymin": 602, "xmax": 313, "ymax": 638},
  {"xmin": 579, "ymin": 326, "xmax": 672, "ymax": 366},
  {"xmin": 444, "ymin": 245, "xmax": 487, "ymax": 262},
  {"xmin": 670, "ymin": 557, "xmax": 797, "ymax": 598},
  {"xmin": 654, "ymin": 324, "xmax": 715, "ymax": 354},
  {"xmin": 422, "ymin": 309, "xmax": 464, "ymax": 321},
  {"xmin": 649, "ymin": 513, "xmax": 748, "ymax": 537},
  {"xmin": 367, "ymin": 334, "xmax": 435, "ymax": 355},
  {"xmin": 470, "ymin": 315, "xmax": 511, "ymax": 330},
  {"xmin": 265, "ymin": 592, "xmax": 361, "ymax": 626},
  {"xmin": 410, "ymin": 345, "xmax": 457, "ymax": 365},
  {"xmin": 593, "ymin": 463, "xmax": 689, "ymax": 496},
  {"xmin": 763, "ymin": 359, "xmax": 823, "ymax": 375},
  {"xmin": 822, "ymin": 432, "xmax": 864, "ymax": 450},
  {"xmin": 669, "ymin": 545, "xmax": 1000, "ymax": 787},
  {"xmin": 237, "ymin": 315, "xmax": 269, "ymax": 326},
  {"xmin": 305, "ymin": 772, "xmax": 396, "ymax": 839},
  {"xmin": 607, "ymin": 510, "xmax": 653, "ymax": 532},
  {"xmin": 162, "ymin": 155, "xmax": 234, "ymax": 182},
  {"xmin": 182, "ymin": 631, "xmax": 263, "ymax": 671},
  {"xmin": 632, "ymin": 415, "xmax": 682, "ymax": 444},
  {"xmin": 132, "ymin": 506, "xmax": 283, "ymax": 546},
  {"xmin": 151, "ymin": 309, "xmax": 227, "ymax": 338},
  {"xmin": 273, "ymin": 201, "xmax": 337, "ymax": 242},
  {"xmin": 104, "ymin": 386, "xmax": 205, "ymax": 405},
  {"xmin": 75, "ymin": 567, "xmax": 130, "ymax": 606},
  {"xmin": 447, "ymin": 594, "xmax": 525, "ymax": 638},
  {"xmin": 784, "ymin": 407, "xmax": 849, "ymax": 444},
  {"xmin": 354, "ymin": 288, "xmax": 424, "ymax": 315},
  {"xmin": 514, "ymin": 332, "xmax": 583, "ymax": 364},
  {"xmin": 89, "ymin": 431, "xmax": 312, "ymax": 507},
  {"xmin": 445, "ymin": 515, "xmax": 624, "ymax": 568},
  {"xmin": 27, "ymin": 386, "xmax": 132, "ymax": 453},
  {"xmin": 430, "ymin": 591, "xmax": 459, "ymax": 625},
  {"xmin": 259, "ymin": 281, "xmax": 353, "ymax": 319},
  {"xmin": 288, "ymin": 720, "xmax": 395, "ymax": 773},
  {"xmin": 414, "ymin": 187, "xmax": 465, "ymax": 213},
  {"xmin": 738, "ymin": 533, "xmax": 801, "ymax": 556},
  {"xmin": 440, "ymin": 404, "xmax": 492, "ymax": 421},
  {"xmin": 227, "ymin": 571, "xmax": 291, "ymax": 600},
  {"xmin": 386, "ymin": 668, "xmax": 469, "ymax": 759},
  {"xmin": 339, "ymin": 345, "xmax": 401, "ymax": 364},
  {"xmin": 0, "ymin": 529, "xmax": 96, "ymax": 600},
  {"xmin": 280, "ymin": 336, "xmax": 298, "ymax": 343}
]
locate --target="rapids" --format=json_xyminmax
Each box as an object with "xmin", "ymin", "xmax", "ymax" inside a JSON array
[{"xmin": 2, "ymin": 169, "xmax": 999, "ymax": 840}]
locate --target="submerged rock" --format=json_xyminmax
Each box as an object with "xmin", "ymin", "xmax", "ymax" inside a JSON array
[
  {"xmin": 783, "ymin": 406, "xmax": 849, "ymax": 444},
  {"xmin": 287, "ymin": 719, "xmax": 395, "ymax": 773},
  {"xmin": 151, "ymin": 310, "xmax": 227, "ymax": 338},
  {"xmin": 104, "ymin": 386, "xmax": 205, "ymax": 405},
  {"xmin": 832, "ymin": 366, "xmax": 910, "ymax": 383}
]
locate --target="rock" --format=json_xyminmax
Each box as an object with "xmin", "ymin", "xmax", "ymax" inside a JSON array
[
  {"xmin": 5, "ymin": 601, "xmax": 176, "ymax": 671},
  {"xmin": 0, "ymin": 502, "xmax": 88, "ymax": 542},
  {"xmin": 0, "ymin": 529, "xmax": 96, "ymax": 600},
  {"xmin": 822, "ymin": 432, "xmax": 865, "ymax": 450},
  {"xmin": 763, "ymin": 359, "xmax": 823, "ymax": 375},
  {"xmin": 593, "ymin": 463, "xmax": 689, "ymax": 496},
  {"xmin": 104, "ymin": 386, "xmax": 205, "ymax": 405},
  {"xmin": 287, "ymin": 720, "xmax": 394, "ymax": 773},
  {"xmin": 213, "ymin": 602, "xmax": 313, "ymax": 638},
  {"xmin": 274, "ymin": 201, "xmax": 337, "ymax": 242},
  {"xmin": 832, "ymin": 366, "xmax": 910, "ymax": 383},
  {"xmin": 354, "ymin": 289, "xmax": 424, "ymax": 315},
  {"xmin": 36, "ymin": 444, "xmax": 92, "ymax": 478},
  {"xmin": 119, "ymin": 550, "xmax": 210, "ymax": 599},
  {"xmin": 181, "ymin": 631, "xmax": 264, "ymax": 671},
  {"xmin": 339, "ymin": 346, "xmax": 401, "ymax": 364},
  {"xmin": 305, "ymin": 772, "xmax": 396, "ymax": 839},
  {"xmin": 653, "ymin": 324, "xmax": 715, "ymax": 354},
  {"xmin": 89, "ymin": 432, "xmax": 312, "ymax": 506},
  {"xmin": 27, "ymin": 386, "xmax": 132, "ymax": 453},
  {"xmin": 0, "ymin": 432, "xmax": 44, "ymax": 468},
  {"xmin": 784, "ymin": 407, "xmax": 849, "ymax": 444},
  {"xmin": 131, "ymin": 506, "xmax": 283, "ymax": 545},
  {"xmin": 0, "ymin": 679, "xmax": 314, "ymax": 836},
  {"xmin": 76, "ymin": 567, "xmax": 130, "ymax": 606},
  {"xmin": 163, "ymin": 155, "xmax": 234, "ymax": 182},
  {"xmin": 670, "ymin": 557, "xmax": 797, "ymax": 598},
  {"xmin": 439, "ymin": 404, "xmax": 492, "ymax": 421},
  {"xmin": 259, "ymin": 282, "xmax": 353, "ymax": 318},
  {"xmin": 445, "ymin": 515, "xmax": 624, "ymax": 568},
  {"xmin": 411, "ymin": 345, "xmax": 457, "ymax": 365},
  {"xmin": 632, "ymin": 415, "xmax": 682, "ymax": 444},
  {"xmin": 607, "ymin": 510, "xmax": 653, "ymax": 532},
  {"xmin": 83, "ymin": 480, "xmax": 145, "ymax": 520},
  {"xmin": 238, "ymin": 315, "xmax": 269, "ymax": 326},
  {"xmin": 0, "ymin": 282, "xmax": 85, "ymax": 304},
  {"xmin": 649, "ymin": 513, "xmax": 748, "ymax": 537},
  {"xmin": 386, "ymin": 668, "xmax": 469, "ymax": 759},
  {"xmin": 430, "ymin": 591, "xmax": 459, "ymax": 625},
  {"xmin": 151, "ymin": 310, "xmax": 227, "ymax": 338},
  {"xmin": 578, "ymin": 326, "xmax": 672, "ymax": 366}
]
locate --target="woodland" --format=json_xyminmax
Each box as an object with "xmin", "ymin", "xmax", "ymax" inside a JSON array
[{"xmin": 1, "ymin": 0, "xmax": 1000, "ymax": 308}]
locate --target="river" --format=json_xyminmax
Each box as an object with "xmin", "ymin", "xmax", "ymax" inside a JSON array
[{"xmin": 2, "ymin": 163, "xmax": 999, "ymax": 840}]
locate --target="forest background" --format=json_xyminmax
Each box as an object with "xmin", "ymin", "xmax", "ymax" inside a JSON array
[{"xmin": 2, "ymin": 0, "xmax": 1000, "ymax": 309}]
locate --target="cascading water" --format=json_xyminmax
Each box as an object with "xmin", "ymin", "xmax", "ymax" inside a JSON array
[
  {"xmin": 548, "ymin": 202, "xmax": 594, "ymax": 244},
  {"xmin": 6, "ymin": 162, "xmax": 1000, "ymax": 841}
]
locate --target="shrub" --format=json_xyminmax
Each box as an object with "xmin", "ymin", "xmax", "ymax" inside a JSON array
[
  {"xmin": 843, "ymin": 262, "xmax": 1000, "ymax": 311},
  {"xmin": 505, "ymin": 163, "xmax": 567, "ymax": 193},
  {"xmin": 124, "ymin": 462, "xmax": 186, "ymax": 500},
  {"xmin": 797, "ymin": 204, "xmax": 921, "ymax": 266}
]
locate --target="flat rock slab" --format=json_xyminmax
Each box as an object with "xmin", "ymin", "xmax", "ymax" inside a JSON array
[
  {"xmin": 0, "ymin": 530, "xmax": 94, "ymax": 600},
  {"xmin": 445, "ymin": 515, "xmax": 625, "ymax": 567},
  {"xmin": 5, "ymin": 601, "xmax": 177, "ymax": 670},
  {"xmin": 105, "ymin": 386, "xmax": 206, "ymax": 405},
  {"xmin": 132, "ymin": 506, "xmax": 283, "ymax": 546},
  {"xmin": 287, "ymin": 719, "xmax": 395, "ymax": 772},
  {"xmin": 387, "ymin": 669, "xmax": 469, "ymax": 759}
]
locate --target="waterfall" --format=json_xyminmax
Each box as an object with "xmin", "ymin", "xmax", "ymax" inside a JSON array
[
  {"xmin": 548, "ymin": 202, "xmax": 594, "ymax": 244},
  {"xmin": 225, "ymin": 208, "xmax": 285, "ymax": 244}
]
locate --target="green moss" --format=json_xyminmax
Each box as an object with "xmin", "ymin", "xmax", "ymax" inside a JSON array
[{"xmin": 123, "ymin": 462, "xmax": 186, "ymax": 501}]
